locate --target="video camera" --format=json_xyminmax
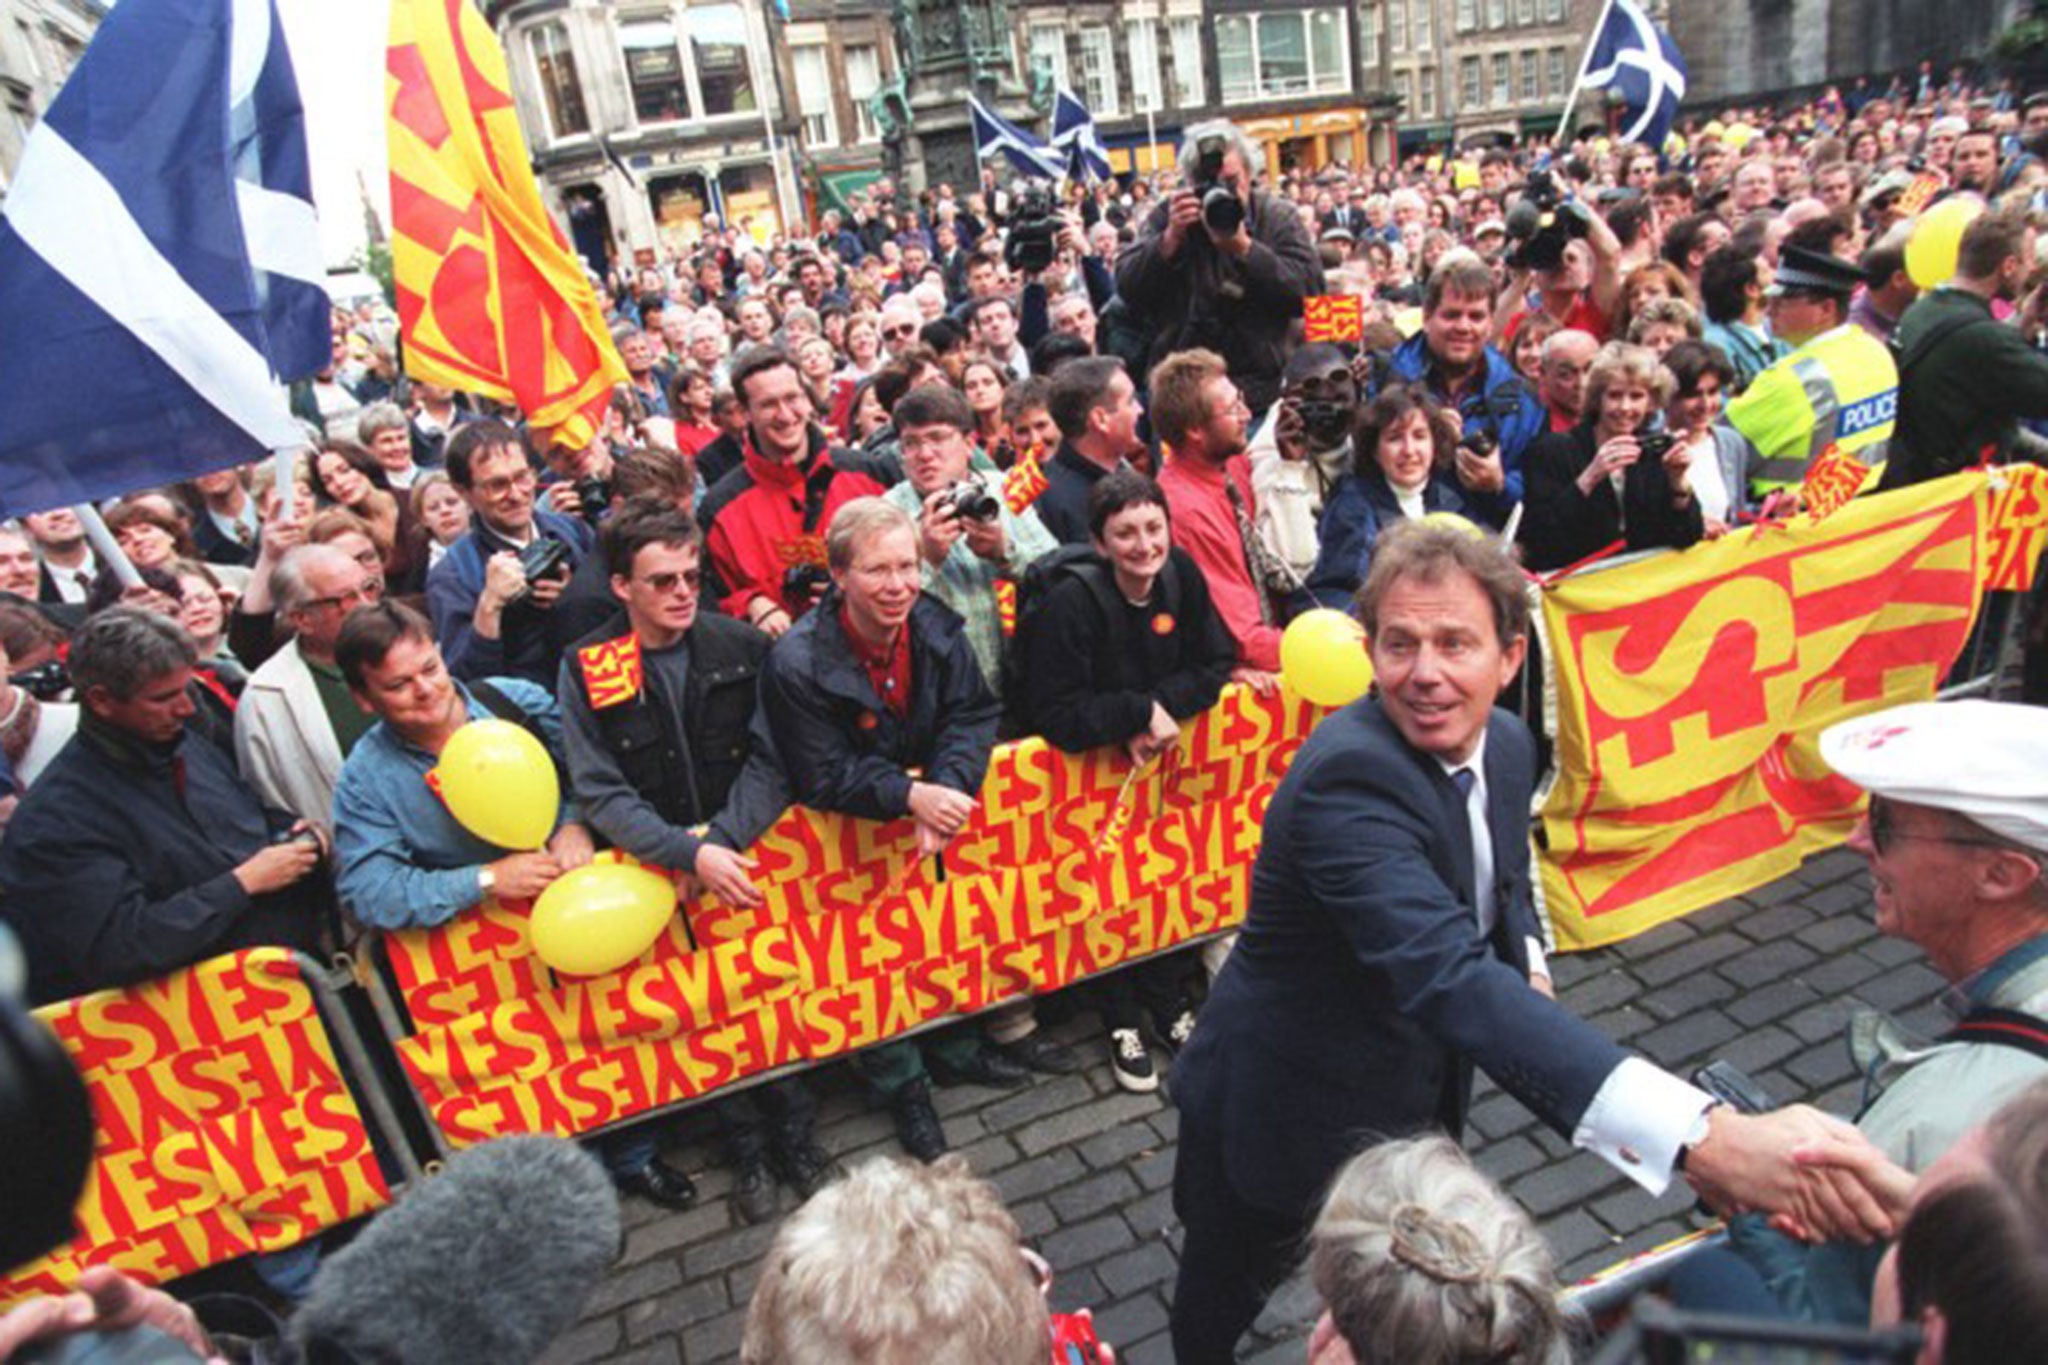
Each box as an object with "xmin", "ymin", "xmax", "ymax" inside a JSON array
[
  {"xmin": 1193, "ymin": 134, "xmax": 1246, "ymax": 236},
  {"xmin": 1003, "ymin": 180, "xmax": 1063, "ymax": 276},
  {"xmin": 1503, "ymin": 169, "xmax": 1589, "ymax": 273}
]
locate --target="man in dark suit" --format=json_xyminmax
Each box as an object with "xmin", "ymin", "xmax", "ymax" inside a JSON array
[{"xmin": 1167, "ymin": 519, "xmax": 1895, "ymax": 1363}]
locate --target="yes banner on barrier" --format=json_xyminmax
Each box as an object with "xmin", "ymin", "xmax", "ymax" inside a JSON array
[
  {"xmin": 0, "ymin": 950, "xmax": 390, "ymax": 1308},
  {"xmin": 1538, "ymin": 468, "xmax": 2048, "ymax": 949},
  {"xmin": 379, "ymin": 685, "xmax": 1313, "ymax": 1147}
]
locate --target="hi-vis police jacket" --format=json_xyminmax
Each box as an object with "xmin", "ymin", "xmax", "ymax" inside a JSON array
[{"xmin": 1726, "ymin": 322, "xmax": 1899, "ymax": 492}]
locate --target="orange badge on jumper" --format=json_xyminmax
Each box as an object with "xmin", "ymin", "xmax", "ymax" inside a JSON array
[
  {"xmin": 857, "ymin": 711, "xmax": 879, "ymax": 731},
  {"xmin": 578, "ymin": 633, "xmax": 644, "ymax": 709},
  {"xmin": 1151, "ymin": 612, "xmax": 1174, "ymax": 636},
  {"xmin": 1303, "ymin": 295, "xmax": 1365, "ymax": 344}
]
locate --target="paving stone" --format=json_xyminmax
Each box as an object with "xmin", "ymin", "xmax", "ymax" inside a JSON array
[
  {"xmin": 1048, "ymin": 1266, "xmax": 1107, "ymax": 1316},
  {"xmin": 1784, "ymin": 1041, "xmax": 1859, "ymax": 1090},
  {"xmin": 1049, "ymin": 1168, "xmax": 1144, "ymax": 1225},
  {"xmin": 1041, "ymin": 1212, "xmax": 1138, "ymax": 1270},
  {"xmin": 1088, "ymin": 1289, "xmax": 1170, "ymax": 1349},
  {"xmin": 1634, "ymin": 933, "xmax": 1746, "ymax": 987},
  {"xmin": 952, "ymin": 1131, "xmax": 1020, "ymax": 1176},
  {"xmin": 1125, "ymin": 1186, "xmax": 1177, "ymax": 1238},
  {"xmin": 620, "ymin": 1202, "xmax": 730, "ymax": 1267},
  {"xmin": 1015, "ymin": 1092, "xmax": 1165, "ymax": 1156},
  {"xmin": 1854, "ymin": 962, "xmax": 1946, "ymax": 1013},
  {"xmin": 1635, "ymin": 1009, "xmax": 1744, "ymax": 1067},
  {"xmin": 1735, "ymin": 901, "xmax": 1820, "ymax": 941},
  {"xmin": 599, "ymin": 1342, "xmax": 681, "ymax": 1365},
  {"xmin": 1796, "ymin": 915, "xmax": 1878, "ymax": 954},
  {"xmin": 1716, "ymin": 1025, "xmax": 1803, "ymax": 1076},
  {"xmin": 1012, "ymin": 1198, "xmax": 1057, "ymax": 1240},
  {"xmin": 621, "ymin": 1278, "xmax": 728, "ymax": 1345},
  {"xmin": 537, "ymin": 1317, "xmax": 622, "ymax": 1365},
  {"xmin": 1543, "ymin": 1208, "xmax": 1616, "ymax": 1270},
  {"xmin": 1508, "ymin": 1150, "xmax": 1628, "ymax": 1218},
  {"xmin": 979, "ymin": 1073, "xmax": 1097, "ymax": 1131},
  {"xmin": 1562, "ymin": 966, "xmax": 1647, "ymax": 1015},
  {"xmin": 1716, "ymin": 939, "xmax": 1819, "ymax": 990},
  {"xmin": 677, "ymin": 1305, "xmax": 747, "ymax": 1363},
  {"xmin": 1726, "ymin": 977, "xmax": 1823, "ymax": 1029},
  {"xmin": 1078, "ymin": 1122, "xmax": 1162, "ymax": 1170},
  {"xmin": 1473, "ymin": 1133, "xmax": 1547, "ymax": 1184},
  {"xmin": 1121, "ymin": 1332, "xmax": 1176, "ymax": 1365},
  {"xmin": 680, "ymin": 1219, "xmax": 781, "ymax": 1280},
  {"xmin": 1799, "ymin": 951, "xmax": 1886, "ymax": 996},
  {"xmin": 1097, "ymin": 1240, "xmax": 1181, "ymax": 1298},
  {"xmin": 992, "ymin": 1147, "xmax": 1088, "ymax": 1204},
  {"xmin": 1131, "ymin": 1147, "xmax": 1176, "ymax": 1192},
  {"xmin": 1637, "ymin": 970, "xmax": 1738, "ymax": 1023},
  {"xmin": 583, "ymin": 1258, "xmax": 683, "ymax": 1318}
]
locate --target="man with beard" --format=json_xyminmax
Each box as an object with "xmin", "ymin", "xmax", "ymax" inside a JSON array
[
  {"xmin": 1884, "ymin": 210, "xmax": 2048, "ymax": 489},
  {"xmin": 1150, "ymin": 350, "xmax": 1280, "ymax": 683}
]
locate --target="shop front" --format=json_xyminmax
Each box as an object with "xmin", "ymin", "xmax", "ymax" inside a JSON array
[{"xmin": 1237, "ymin": 107, "xmax": 1374, "ymax": 176}]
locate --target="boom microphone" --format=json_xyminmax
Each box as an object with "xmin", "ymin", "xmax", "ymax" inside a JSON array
[{"xmin": 291, "ymin": 1135, "xmax": 621, "ymax": 1365}]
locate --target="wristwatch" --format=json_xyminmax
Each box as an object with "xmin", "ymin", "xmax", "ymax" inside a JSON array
[
  {"xmin": 478, "ymin": 867, "xmax": 497, "ymax": 897},
  {"xmin": 1675, "ymin": 1100, "xmax": 1723, "ymax": 1174}
]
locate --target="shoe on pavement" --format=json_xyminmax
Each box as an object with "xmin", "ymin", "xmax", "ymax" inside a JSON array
[
  {"xmin": 997, "ymin": 1031, "xmax": 1085, "ymax": 1075},
  {"xmin": 1155, "ymin": 1007, "xmax": 1199, "ymax": 1055},
  {"xmin": 770, "ymin": 1136, "xmax": 839, "ymax": 1201},
  {"xmin": 891, "ymin": 1080, "xmax": 950, "ymax": 1162},
  {"xmin": 731, "ymin": 1155, "xmax": 780, "ymax": 1224},
  {"xmin": 929, "ymin": 1044, "xmax": 1031, "ymax": 1090},
  {"xmin": 1108, "ymin": 1028, "xmax": 1159, "ymax": 1093},
  {"xmin": 615, "ymin": 1156, "xmax": 699, "ymax": 1210}
]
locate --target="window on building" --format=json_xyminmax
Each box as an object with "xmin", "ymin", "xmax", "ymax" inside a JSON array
[
  {"xmin": 528, "ymin": 21, "xmax": 589, "ymax": 138},
  {"xmin": 845, "ymin": 43, "xmax": 882, "ymax": 142},
  {"xmin": 1127, "ymin": 18, "xmax": 1162, "ymax": 111},
  {"xmin": 1459, "ymin": 55, "xmax": 1481, "ymax": 109},
  {"xmin": 1413, "ymin": 0, "xmax": 1432, "ymax": 51},
  {"xmin": 1488, "ymin": 0, "xmax": 1507, "ymax": 27},
  {"xmin": 1455, "ymin": 0, "xmax": 1477, "ymax": 31},
  {"xmin": 1309, "ymin": 10, "xmax": 1347, "ymax": 92},
  {"xmin": 1490, "ymin": 52, "xmax": 1511, "ymax": 105},
  {"xmin": 792, "ymin": 45, "xmax": 836, "ymax": 147},
  {"xmin": 1216, "ymin": 15, "xmax": 1256, "ymax": 102},
  {"xmin": 1077, "ymin": 25, "xmax": 1119, "ymax": 114},
  {"xmin": 1419, "ymin": 65, "xmax": 1436, "ymax": 116},
  {"xmin": 619, "ymin": 18, "xmax": 690, "ymax": 124},
  {"xmin": 1168, "ymin": 16, "xmax": 1205, "ymax": 106},
  {"xmin": 1548, "ymin": 46, "xmax": 1566, "ymax": 98},
  {"xmin": 1389, "ymin": 0, "xmax": 1407, "ymax": 53},
  {"xmin": 1520, "ymin": 49, "xmax": 1539, "ymax": 102},
  {"xmin": 685, "ymin": 4, "xmax": 756, "ymax": 116},
  {"xmin": 1260, "ymin": 13, "xmax": 1308, "ymax": 97},
  {"xmin": 1544, "ymin": 0, "xmax": 1566, "ymax": 20},
  {"xmin": 1029, "ymin": 25, "xmax": 1068, "ymax": 92},
  {"xmin": 1516, "ymin": 0, "xmax": 1536, "ymax": 22}
]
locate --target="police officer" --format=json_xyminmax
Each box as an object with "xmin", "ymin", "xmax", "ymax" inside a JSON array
[{"xmin": 1725, "ymin": 247, "xmax": 1898, "ymax": 498}]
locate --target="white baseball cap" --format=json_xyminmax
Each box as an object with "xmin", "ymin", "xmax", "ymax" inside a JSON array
[{"xmin": 1820, "ymin": 700, "xmax": 2048, "ymax": 853}]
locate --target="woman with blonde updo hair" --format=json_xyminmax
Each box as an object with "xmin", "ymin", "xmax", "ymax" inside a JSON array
[{"xmin": 1308, "ymin": 1136, "xmax": 1574, "ymax": 1365}]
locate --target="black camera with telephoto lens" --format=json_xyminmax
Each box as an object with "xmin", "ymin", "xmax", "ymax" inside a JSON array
[
  {"xmin": 1003, "ymin": 180, "xmax": 1063, "ymax": 276},
  {"xmin": 1292, "ymin": 398, "xmax": 1353, "ymax": 450},
  {"xmin": 939, "ymin": 479, "xmax": 1002, "ymax": 523},
  {"xmin": 1503, "ymin": 169, "xmax": 1589, "ymax": 273},
  {"xmin": 9, "ymin": 661, "xmax": 69, "ymax": 702},
  {"xmin": 1194, "ymin": 134, "xmax": 1245, "ymax": 237}
]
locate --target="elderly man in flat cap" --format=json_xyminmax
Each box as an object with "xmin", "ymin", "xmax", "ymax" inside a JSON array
[{"xmin": 1718, "ymin": 698, "xmax": 2048, "ymax": 1324}]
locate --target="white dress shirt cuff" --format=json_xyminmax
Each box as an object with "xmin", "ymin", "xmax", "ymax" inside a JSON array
[
  {"xmin": 1571, "ymin": 1057, "xmax": 1716, "ymax": 1195},
  {"xmin": 1525, "ymin": 936, "xmax": 1549, "ymax": 981}
]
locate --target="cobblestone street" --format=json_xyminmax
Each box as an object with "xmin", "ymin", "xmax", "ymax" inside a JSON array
[{"xmin": 538, "ymin": 844, "xmax": 1938, "ymax": 1365}]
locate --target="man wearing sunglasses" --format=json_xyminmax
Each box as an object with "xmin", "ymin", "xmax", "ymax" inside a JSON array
[
  {"xmin": 1718, "ymin": 699, "xmax": 2048, "ymax": 1325},
  {"xmin": 557, "ymin": 499, "xmax": 831, "ymax": 1223}
]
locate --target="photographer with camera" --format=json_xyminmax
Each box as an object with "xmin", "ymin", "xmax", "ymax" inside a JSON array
[
  {"xmin": 1519, "ymin": 342, "xmax": 1704, "ymax": 574},
  {"xmin": 1115, "ymin": 121, "xmax": 1323, "ymax": 418},
  {"xmin": 1498, "ymin": 169, "xmax": 1625, "ymax": 347},
  {"xmin": 426, "ymin": 420, "xmax": 594, "ymax": 688}
]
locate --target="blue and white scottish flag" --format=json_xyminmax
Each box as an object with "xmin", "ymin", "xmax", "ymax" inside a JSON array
[
  {"xmin": 1582, "ymin": 0, "xmax": 1687, "ymax": 148},
  {"xmin": 969, "ymin": 95, "xmax": 1067, "ymax": 182},
  {"xmin": 1051, "ymin": 89, "xmax": 1113, "ymax": 182},
  {"xmin": 0, "ymin": 0, "xmax": 324, "ymax": 516}
]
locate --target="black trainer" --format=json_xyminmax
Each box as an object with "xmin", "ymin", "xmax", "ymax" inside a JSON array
[
  {"xmin": 771, "ymin": 1135, "xmax": 838, "ymax": 1201},
  {"xmin": 891, "ymin": 1080, "xmax": 950, "ymax": 1162},
  {"xmin": 997, "ymin": 1030, "xmax": 1085, "ymax": 1075},
  {"xmin": 615, "ymin": 1155, "xmax": 698, "ymax": 1210},
  {"xmin": 1108, "ymin": 1027, "xmax": 1159, "ymax": 1094},
  {"xmin": 929, "ymin": 1044, "xmax": 1031, "ymax": 1089},
  {"xmin": 731, "ymin": 1154, "xmax": 779, "ymax": 1225}
]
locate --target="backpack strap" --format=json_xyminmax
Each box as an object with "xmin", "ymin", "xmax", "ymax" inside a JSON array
[
  {"xmin": 467, "ymin": 678, "xmax": 551, "ymax": 751},
  {"xmin": 1938, "ymin": 1006, "xmax": 2048, "ymax": 1064}
]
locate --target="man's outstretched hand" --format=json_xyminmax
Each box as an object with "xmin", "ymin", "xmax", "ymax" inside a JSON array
[{"xmin": 1684, "ymin": 1104, "xmax": 1899, "ymax": 1245}]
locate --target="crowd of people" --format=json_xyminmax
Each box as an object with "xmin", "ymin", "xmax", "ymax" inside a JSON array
[{"xmin": 5, "ymin": 58, "xmax": 2048, "ymax": 1364}]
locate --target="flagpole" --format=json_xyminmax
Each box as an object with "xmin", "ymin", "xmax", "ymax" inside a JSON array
[
  {"xmin": 74, "ymin": 503, "xmax": 143, "ymax": 591},
  {"xmin": 1553, "ymin": 0, "xmax": 1617, "ymax": 147}
]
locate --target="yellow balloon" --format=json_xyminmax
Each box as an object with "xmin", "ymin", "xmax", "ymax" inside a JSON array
[
  {"xmin": 435, "ymin": 719, "xmax": 559, "ymax": 851},
  {"xmin": 1906, "ymin": 197, "xmax": 1984, "ymax": 290},
  {"xmin": 1280, "ymin": 608, "xmax": 1375, "ymax": 709},
  {"xmin": 529, "ymin": 862, "xmax": 678, "ymax": 977}
]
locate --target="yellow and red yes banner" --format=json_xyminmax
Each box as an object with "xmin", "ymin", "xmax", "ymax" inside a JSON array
[
  {"xmin": 387, "ymin": 0, "xmax": 627, "ymax": 448},
  {"xmin": 0, "ymin": 951, "xmax": 389, "ymax": 1308},
  {"xmin": 1303, "ymin": 295, "xmax": 1365, "ymax": 343},
  {"xmin": 1539, "ymin": 468, "xmax": 2048, "ymax": 949},
  {"xmin": 380, "ymin": 686, "xmax": 1315, "ymax": 1147}
]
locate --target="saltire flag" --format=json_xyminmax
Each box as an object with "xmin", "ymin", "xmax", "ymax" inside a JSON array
[
  {"xmin": 1580, "ymin": 0, "xmax": 1687, "ymax": 148},
  {"xmin": 969, "ymin": 95, "xmax": 1066, "ymax": 182},
  {"xmin": 0, "ymin": 0, "xmax": 324, "ymax": 517},
  {"xmin": 388, "ymin": 0, "xmax": 627, "ymax": 449},
  {"xmin": 1051, "ymin": 89, "xmax": 1113, "ymax": 183}
]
